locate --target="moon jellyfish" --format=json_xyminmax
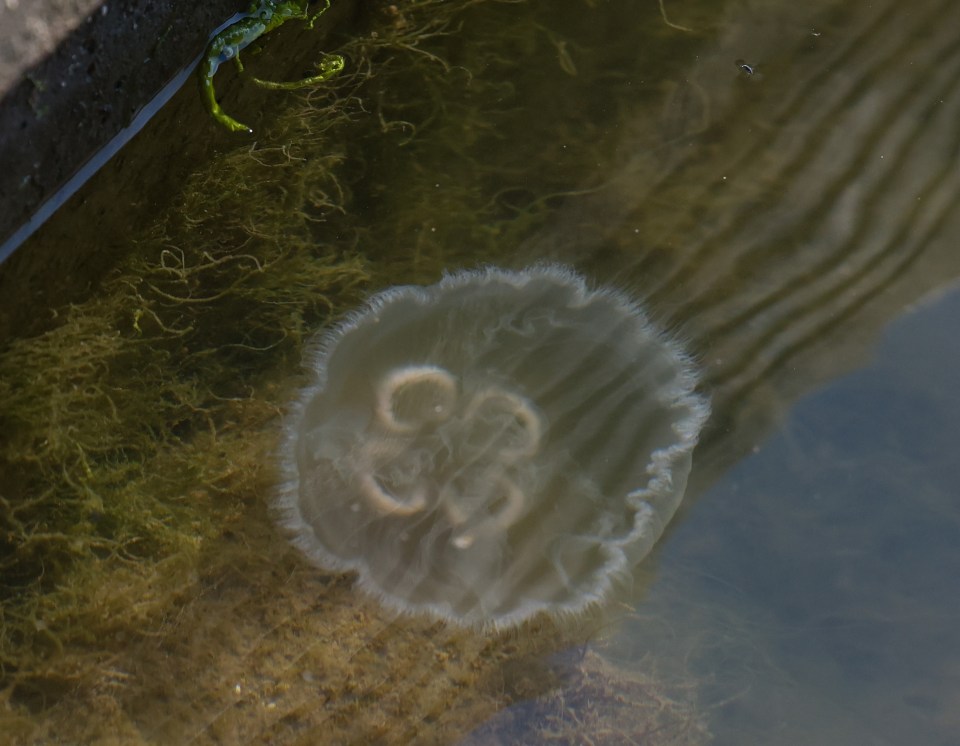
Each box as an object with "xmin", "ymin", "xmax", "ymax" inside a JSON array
[{"xmin": 276, "ymin": 266, "xmax": 709, "ymax": 628}]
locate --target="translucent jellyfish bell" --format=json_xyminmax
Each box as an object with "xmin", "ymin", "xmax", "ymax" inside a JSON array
[{"xmin": 276, "ymin": 266, "xmax": 709, "ymax": 628}]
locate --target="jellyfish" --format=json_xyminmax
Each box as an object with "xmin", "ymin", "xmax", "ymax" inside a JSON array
[{"xmin": 276, "ymin": 266, "xmax": 709, "ymax": 628}]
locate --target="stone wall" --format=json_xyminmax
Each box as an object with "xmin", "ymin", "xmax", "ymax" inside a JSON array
[{"xmin": 0, "ymin": 0, "xmax": 242, "ymax": 246}]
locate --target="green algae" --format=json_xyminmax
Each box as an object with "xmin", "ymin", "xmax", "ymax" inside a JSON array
[
  {"xmin": 0, "ymin": 225, "xmax": 371, "ymax": 705},
  {"xmin": 198, "ymin": 0, "xmax": 344, "ymax": 133}
]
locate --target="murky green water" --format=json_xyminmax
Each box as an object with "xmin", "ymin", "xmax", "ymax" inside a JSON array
[{"xmin": 2, "ymin": 0, "xmax": 959, "ymax": 742}]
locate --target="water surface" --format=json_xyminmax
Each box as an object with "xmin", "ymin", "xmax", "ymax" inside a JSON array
[
  {"xmin": 606, "ymin": 284, "xmax": 960, "ymax": 744},
  {"xmin": 1, "ymin": 0, "xmax": 959, "ymax": 742}
]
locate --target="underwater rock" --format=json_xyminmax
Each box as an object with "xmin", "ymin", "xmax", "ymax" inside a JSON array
[{"xmin": 276, "ymin": 266, "xmax": 709, "ymax": 627}]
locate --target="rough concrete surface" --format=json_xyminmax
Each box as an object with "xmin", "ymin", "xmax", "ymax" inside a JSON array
[
  {"xmin": 0, "ymin": 0, "xmax": 243, "ymax": 247},
  {"xmin": 0, "ymin": 0, "xmax": 104, "ymax": 95}
]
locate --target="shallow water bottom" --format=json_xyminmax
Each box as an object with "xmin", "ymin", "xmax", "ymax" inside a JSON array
[{"xmin": 607, "ymin": 284, "xmax": 960, "ymax": 745}]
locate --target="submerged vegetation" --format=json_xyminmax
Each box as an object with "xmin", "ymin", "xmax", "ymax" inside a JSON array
[
  {"xmin": 0, "ymin": 0, "xmax": 708, "ymax": 739},
  {"xmin": 199, "ymin": 0, "xmax": 345, "ymax": 133}
]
